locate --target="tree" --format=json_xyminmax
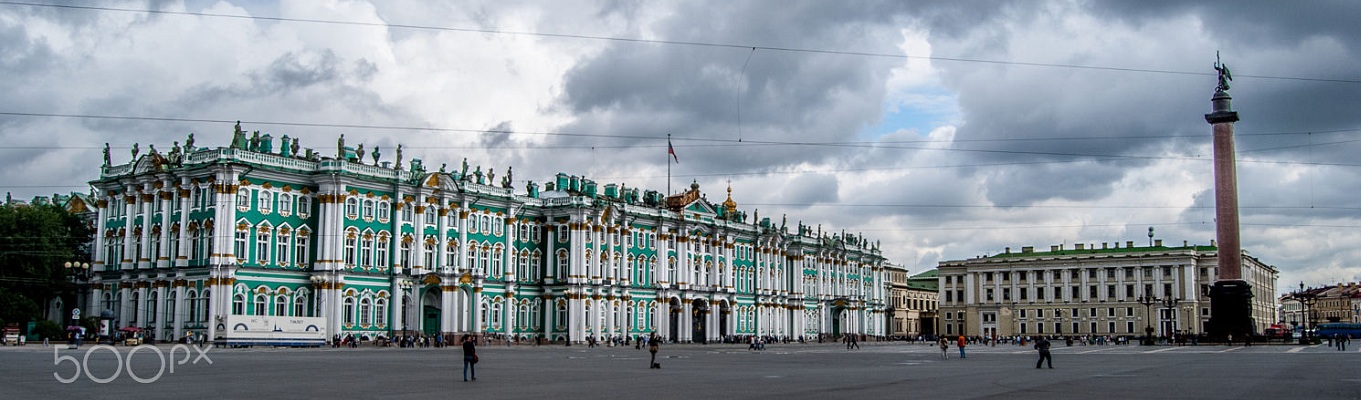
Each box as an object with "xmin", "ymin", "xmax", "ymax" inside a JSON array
[{"xmin": 0, "ymin": 203, "xmax": 93, "ymax": 326}]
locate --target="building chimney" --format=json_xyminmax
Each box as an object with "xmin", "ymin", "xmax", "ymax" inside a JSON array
[
  {"xmin": 1155, "ymin": 239, "xmax": 1163, "ymax": 247},
  {"xmin": 1005, "ymin": 247, "xmax": 1011, "ymax": 254},
  {"xmin": 1126, "ymin": 241, "xmax": 1134, "ymax": 248},
  {"xmin": 1022, "ymin": 246, "xmax": 1034, "ymax": 253},
  {"xmin": 1075, "ymin": 243, "xmax": 1085, "ymax": 250},
  {"xmin": 1102, "ymin": 242, "xmax": 1109, "ymax": 249},
  {"xmin": 1051, "ymin": 245, "xmax": 1060, "ymax": 252}
]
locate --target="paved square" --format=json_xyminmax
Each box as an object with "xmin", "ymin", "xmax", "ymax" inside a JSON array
[{"xmin": 4, "ymin": 341, "xmax": 1359, "ymax": 399}]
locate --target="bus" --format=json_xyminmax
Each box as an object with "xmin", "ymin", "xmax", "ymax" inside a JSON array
[{"xmin": 1313, "ymin": 322, "xmax": 1361, "ymax": 339}]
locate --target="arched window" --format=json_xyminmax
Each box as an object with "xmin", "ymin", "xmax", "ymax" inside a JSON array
[
  {"xmin": 236, "ymin": 188, "xmax": 250, "ymax": 210},
  {"xmin": 491, "ymin": 298, "xmax": 503, "ymax": 329},
  {"xmin": 360, "ymin": 231, "xmax": 374, "ymax": 268},
  {"xmin": 275, "ymin": 294, "xmax": 288, "ymax": 316},
  {"xmin": 556, "ymin": 250, "xmax": 568, "ymax": 279},
  {"xmin": 256, "ymin": 225, "xmax": 271, "ymax": 265},
  {"xmin": 147, "ymin": 292, "xmax": 158, "ymax": 324},
  {"xmin": 518, "ymin": 250, "xmax": 530, "ymax": 280},
  {"xmin": 185, "ymin": 290, "xmax": 197, "ymax": 322},
  {"xmin": 345, "ymin": 197, "xmax": 358, "ymax": 219},
  {"xmin": 531, "ymin": 250, "xmax": 542, "ymax": 280},
  {"xmin": 376, "ymin": 235, "xmax": 389, "ymax": 268},
  {"xmin": 200, "ymin": 289, "xmax": 211, "ymax": 322},
  {"xmin": 278, "ymin": 193, "xmax": 292, "ymax": 216},
  {"xmin": 343, "ymin": 297, "xmax": 355, "ymax": 326},
  {"xmin": 375, "ymin": 298, "xmax": 388, "ymax": 327},
  {"xmin": 555, "ymin": 300, "xmax": 567, "ymax": 329},
  {"xmin": 491, "ymin": 245, "xmax": 504, "ymax": 277},
  {"xmin": 298, "ymin": 196, "xmax": 311, "ymax": 217},
  {"xmin": 258, "ymin": 190, "xmax": 272, "ymax": 214},
  {"xmin": 400, "ymin": 238, "xmax": 412, "ymax": 268},
  {"xmin": 295, "ymin": 229, "xmax": 310, "ymax": 267},
  {"xmin": 254, "ymin": 294, "xmax": 268, "ymax": 316},
  {"xmin": 362, "ymin": 199, "xmax": 375, "ymax": 221},
  {"xmin": 232, "ymin": 293, "xmax": 245, "ymax": 315},
  {"xmin": 344, "ymin": 230, "xmax": 357, "ymax": 267},
  {"xmin": 165, "ymin": 291, "xmax": 176, "ymax": 323},
  {"xmin": 467, "ymin": 243, "xmax": 479, "ymax": 271},
  {"xmin": 359, "ymin": 297, "xmax": 373, "ymax": 326},
  {"xmin": 377, "ymin": 201, "xmax": 390, "ymax": 222},
  {"xmin": 294, "ymin": 291, "xmax": 308, "ymax": 317},
  {"xmin": 423, "ymin": 240, "xmax": 436, "ymax": 269}
]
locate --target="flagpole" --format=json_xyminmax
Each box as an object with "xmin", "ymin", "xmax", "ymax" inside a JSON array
[{"xmin": 667, "ymin": 133, "xmax": 671, "ymax": 195}]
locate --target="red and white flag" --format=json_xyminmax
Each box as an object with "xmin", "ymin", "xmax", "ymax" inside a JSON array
[{"xmin": 668, "ymin": 140, "xmax": 679, "ymax": 163}]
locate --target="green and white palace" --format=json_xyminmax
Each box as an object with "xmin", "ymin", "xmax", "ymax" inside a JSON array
[{"xmin": 85, "ymin": 123, "xmax": 890, "ymax": 344}]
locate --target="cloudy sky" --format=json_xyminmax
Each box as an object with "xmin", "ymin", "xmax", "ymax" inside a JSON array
[{"xmin": 2, "ymin": 1, "xmax": 1359, "ymax": 295}]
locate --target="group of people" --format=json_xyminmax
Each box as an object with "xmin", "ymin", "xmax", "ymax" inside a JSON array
[{"xmin": 935, "ymin": 335, "xmax": 1055, "ymax": 368}]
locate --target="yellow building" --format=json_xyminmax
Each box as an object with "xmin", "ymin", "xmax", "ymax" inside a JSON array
[{"xmin": 938, "ymin": 241, "xmax": 1277, "ymax": 339}]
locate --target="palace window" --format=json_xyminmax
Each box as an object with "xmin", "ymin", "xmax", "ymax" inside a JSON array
[
  {"xmin": 256, "ymin": 227, "xmax": 271, "ymax": 264},
  {"xmin": 344, "ymin": 231, "xmax": 357, "ymax": 267},
  {"xmin": 376, "ymin": 236, "xmax": 389, "ymax": 268},
  {"xmin": 345, "ymin": 197, "xmax": 358, "ymax": 219},
  {"xmin": 359, "ymin": 298, "xmax": 372, "ymax": 326},
  {"xmin": 362, "ymin": 199, "xmax": 375, "ymax": 221},
  {"xmin": 375, "ymin": 298, "xmax": 387, "ymax": 327},
  {"xmin": 277, "ymin": 232, "xmax": 291, "ymax": 266},
  {"xmin": 275, "ymin": 295, "xmax": 287, "ymax": 316},
  {"xmin": 254, "ymin": 294, "xmax": 267, "ymax": 316},
  {"xmin": 234, "ymin": 230, "xmax": 248, "ymax": 263},
  {"xmin": 377, "ymin": 201, "xmax": 390, "ymax": 222},
  {"xmin": 295, "ymin": 232, "xmax": 310, "ymax": 267},
  {"xmin": 343, "ymin": 297, "xmax": 355, "ymax": 326},
  {"xmin": 232, "ymin": 293, "xmax": 245, "ymax": 315},
  {"xmin": 298, "ymin": 196, "xmax": 310, "ymax": 217},
  {"xmin": 236, "ymin": 188, "xmax": 250, "ymax": 210},
  {"xmin": 258, "ymin": 190, "xmax": 272, "ymax": 214},
  {"xmin": 278, "ymin": 193, "xmax": 292, "ymax": 216}
]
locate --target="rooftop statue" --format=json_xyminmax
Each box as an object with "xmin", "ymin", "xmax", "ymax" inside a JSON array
[
  {"xmin": 337, "ymin": 134, "xmax": 345, "ymax": 159},
  {"xmin": 372, "ymin": 145, "xmax": 381, "ymax": 165},
  {"xmin": 131, "ymin": 143, "xmax": 139, "ymax": 161},
  {"xmin": 356, "ymin": 143, "xmax": 365, "ymax": 164},
  {"xmin": 102, "ymin": 143, "xmax": 111, "ymax": 166},
  {"xmin": 395, "ymin": 145, "xmax": 403, "ymax": 170},
  {"xmin": 185, "ymin": 133, "xmax": 195, "ymax": 152}
]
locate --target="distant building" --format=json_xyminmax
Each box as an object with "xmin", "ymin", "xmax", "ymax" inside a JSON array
[
  {"xmin": 81, "ymin": 125, "xmax": 891, "ymax": 343},
  {"xmin": 938, "ymin": 241, "xmax": 1278, "ymax": 338},
  {"xmin": 1309, "ymin": 283, "xmax": 1361, "ymax": 323}
]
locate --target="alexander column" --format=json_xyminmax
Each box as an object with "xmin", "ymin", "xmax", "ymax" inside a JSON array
[{"xmin": 1205, "ymin": 53, "xmax": 1254, "ymax": 339}]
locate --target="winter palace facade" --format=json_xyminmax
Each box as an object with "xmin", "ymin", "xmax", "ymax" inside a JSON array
[{"xmin": 84, "ymin": 125, "xmax": 890, "ymax": 343}]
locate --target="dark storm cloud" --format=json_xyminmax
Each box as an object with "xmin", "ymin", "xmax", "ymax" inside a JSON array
[
  {"xmin": 554, "ymin": 1, "xmax": 912, "ymax": 177},
  {"xmin": 1090, "ymin": 1, "xmax": 1361, "ymax": 53},
  {"xmin": 914, "ymin": 0, "xmax": 1361, "ymax": 209}
]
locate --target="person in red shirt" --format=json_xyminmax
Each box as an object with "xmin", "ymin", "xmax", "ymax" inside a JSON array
[{"xmin": 956, "ymin": 336, "xmax": 967, "ymax": 358}]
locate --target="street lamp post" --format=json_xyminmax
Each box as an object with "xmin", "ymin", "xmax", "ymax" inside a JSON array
[
  {"xmin": 1160, "ymin": 297, "xmax": 1181, "ymax": 342},
  {"xmin": 64, "ymin": 261, "xmax": 91, "ymax": 346},
  {"xmin": 1291, "ymin": 282, "xmax": 1318, "ymax": 345},
  {"xmin": 1137, "ymin": 292, "xmax": 1158, "ymax": 345}
]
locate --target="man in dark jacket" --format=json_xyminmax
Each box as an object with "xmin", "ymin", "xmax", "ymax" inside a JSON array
[{"xmin": 1035, "ymin": 337, "xmax": 1053, "ymax": 369}]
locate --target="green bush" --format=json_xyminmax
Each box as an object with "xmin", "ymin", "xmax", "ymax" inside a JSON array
[{"xmin": 32, "ymin": 320, "xmax": 64, "ymax": 341}]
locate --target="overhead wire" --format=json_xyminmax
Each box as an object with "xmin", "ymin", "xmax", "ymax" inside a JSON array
[{"xmin": 0, "ymin": 1, "xmax": 1357, "ymax": 85}]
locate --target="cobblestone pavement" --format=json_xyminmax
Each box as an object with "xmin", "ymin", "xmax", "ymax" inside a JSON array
[{"xmin": 2, "ymin": 341, "xmax": 1358, "ymax": 399}]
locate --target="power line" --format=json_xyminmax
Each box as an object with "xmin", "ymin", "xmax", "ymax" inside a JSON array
[{"xmin": 1, "ymin": 1, "xmax": 1358, "ymax": 85}]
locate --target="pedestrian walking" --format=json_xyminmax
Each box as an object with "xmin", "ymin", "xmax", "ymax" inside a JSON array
[
  {"xmin": 648, "ymin": 335, "xmax": 661, "ymax": 369},
  {"xmin": 938, "ymin": 337, "xmax": 949, "ymax": 359},
  {"xmin": 462, "ymin": 335, "xmax": 478, "ymax": 382},
  {"xmin": 957, "ymin": 335, "xmax": 967, "ymax": 358},
  {"xmin": 1035, "ymin": 336, "xmax": 1053, "ymax": 369}
]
